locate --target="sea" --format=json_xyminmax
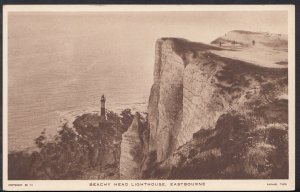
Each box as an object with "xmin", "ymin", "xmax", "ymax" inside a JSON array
[
  {"xmin": 7, "ymin": 16, "xmax": 156, "ymax": 152},
  {"xmin": 8, "ymin": 58, "xmax": 153, "ymax": 152}
]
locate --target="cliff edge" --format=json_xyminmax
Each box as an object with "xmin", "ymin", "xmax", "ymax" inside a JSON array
[{"xmin": 120, "ymin": 31, "xmax": 288, "ymax": 179}]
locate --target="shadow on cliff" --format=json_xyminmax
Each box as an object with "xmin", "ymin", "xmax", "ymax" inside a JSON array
[
  {"xmin": 144, "ymin": 102, "xmax": 288, "ymax": 179},
  {"xmin": 138, "ymin": 36, "xmax": 288, "ymax": 180}
]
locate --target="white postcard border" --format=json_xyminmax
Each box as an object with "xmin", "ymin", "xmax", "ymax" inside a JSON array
[{"xmin": 2, "ymin": 4, "xmax": 295, "ymax": 191}]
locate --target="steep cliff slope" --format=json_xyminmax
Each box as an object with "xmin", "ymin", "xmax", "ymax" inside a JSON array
[
  {"xmin": 119, "ymin": 112, "xmax": 148, "ymax": 179},
  {"xmin": 148, "ymin": 39, "xmax": 224, "ymax": 162},
  {"xmin": 120, "ymin": 113, "xmax": 143, "ymax": 179},
  {"xmin": 120, "ymin": 31, "xmax": 288, "ymax": 179},
  {"xmin": 150, "ymin": 32, "xmax": 287, "ymax": 161},
  {"xmin": 147, "ymin": 111, "xmax": 288, "ymax": 179}
]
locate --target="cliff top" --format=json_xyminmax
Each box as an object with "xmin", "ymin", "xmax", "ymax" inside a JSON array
[
  {"xmin": 161, "ymin": 30, "xmax": 288, "ymax": 69},
  {"xmin": 211, "ymin": 30, "xmax": 287, "ymax": 47},
  {"xmin": 210, "ymin": 30, "xmax": 288, "ymax": 68}
]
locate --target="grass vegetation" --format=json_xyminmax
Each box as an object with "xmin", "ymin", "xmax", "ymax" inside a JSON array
[{"xmin": 8, "ymin": 109, "xmax": 137, "ymax": 180}]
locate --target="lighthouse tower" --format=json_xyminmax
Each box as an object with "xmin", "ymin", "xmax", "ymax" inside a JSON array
[{"xmin": 99, "ymin": 94, "xmax": 106, "ymax": 125}]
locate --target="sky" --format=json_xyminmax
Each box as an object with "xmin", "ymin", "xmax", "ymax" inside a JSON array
[{"xmin": 8, "ymin": 11, "xmax": 288, "ymax": 69}]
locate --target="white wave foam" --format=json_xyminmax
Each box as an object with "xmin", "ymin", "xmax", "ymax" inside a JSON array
[{"xmin": 55, "ymin": 102, "xmax": 148, "ymax": 129}]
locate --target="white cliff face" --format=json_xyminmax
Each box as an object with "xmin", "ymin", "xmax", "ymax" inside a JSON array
[
  {"xmin": 119, "ymin": 114, "xmax": 143, "ymax": 179},
  {"xmin": 178, "ymin": 57, "xmax": 221, "ymax": 147},
  {"xmin": 148, "ymin": 39, "xmax": 184, "ymax": 162},
  {"xmin": 147, "ymin": 37, "xmax": 288, "ymax": 163},
  {"xmin": 120, "ymin": 34, "xmax": 288, "ymax": 179}
]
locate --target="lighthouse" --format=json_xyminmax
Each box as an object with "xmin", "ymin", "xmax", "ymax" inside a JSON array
[{"xmin": 99, "ymin": 94, "xmax": 106, "ymax": 125}]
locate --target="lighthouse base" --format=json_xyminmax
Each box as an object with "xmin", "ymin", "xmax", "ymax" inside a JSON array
[{"xmin": 99, "ymin": 115, "xmax": 107, "ymax": 128}]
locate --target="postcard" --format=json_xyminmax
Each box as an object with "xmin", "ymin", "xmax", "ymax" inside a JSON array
[{"xmin": 2, "ymin": 5, "xmax": 295, "ymax": 191}]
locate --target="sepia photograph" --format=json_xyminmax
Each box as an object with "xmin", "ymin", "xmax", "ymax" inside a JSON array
[{"xmin": 2, "ymin": 5, "xmax": 295, "ymax": 191}]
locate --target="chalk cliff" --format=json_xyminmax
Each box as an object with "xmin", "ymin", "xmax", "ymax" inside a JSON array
[
  {"xmin": 119, "ymin": 113, "xmax": 146, "ymax": 179},
  {"xmin": 148, "ymin": 39, "xmax": 185, "ymax": 161},
  {"xmin": 120, "ymin": 31, "xmax": 288, "ymax": 179}
]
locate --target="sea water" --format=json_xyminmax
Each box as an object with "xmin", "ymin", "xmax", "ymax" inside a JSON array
[
  {"xmin": 7, "ymin": 18, "xmax": 154, "ymax": 151},
  {"xmin": 8, "ymin": 56, "xmax": 152, "ymax": 152}
]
